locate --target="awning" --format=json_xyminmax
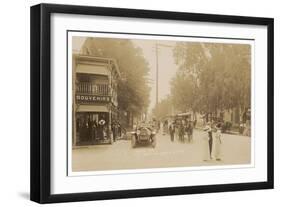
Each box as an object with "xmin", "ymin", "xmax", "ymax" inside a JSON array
[
  {"xmin": 77, "ymin": 105, "xmax": 109, "ymax": 112},
  {"xmin": 177, "ymin": 112, "xmax": 192, "ymax": 117},
  {"xmin": 76, "ymin": 64, "xmax": 109, "ymax": 76}
]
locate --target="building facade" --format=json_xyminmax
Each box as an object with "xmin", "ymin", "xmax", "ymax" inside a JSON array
[{"xmin": 72, "ymin": 55, "xmax": 120, "ymax": 146}]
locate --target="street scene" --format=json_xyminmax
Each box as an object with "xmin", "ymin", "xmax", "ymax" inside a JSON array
[
  {"xmin": 71, "ymin": 35, "xmax": 252, "ymax": 172},
  {"xmin": 72, "ymin": 130, "xmax": 251, "ymax": 172}
]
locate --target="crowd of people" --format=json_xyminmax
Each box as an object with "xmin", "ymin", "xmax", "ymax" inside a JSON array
[
  {"xmin": 77, "ymin": 114, "xmax": 223, "ymax": 161},
  {"xmin": 76, "ymin": 116, "xmax": 123, "ymax": 143},
  {"xmin": 167, "ymin": 119, "xmax": 195, "ymax": 143},
  {"xmin": 76, "ymin": 117, "xmax": 107, "ymax": 143},
  {"xmin": 160, "ymin": 118, "xmax": 222, "ymax": 162}
]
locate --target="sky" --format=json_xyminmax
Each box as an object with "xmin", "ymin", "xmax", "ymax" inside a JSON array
[
  {"xmin": 72, "ymin": 36, "xmax": 86, "ymax": 53},
  {"xmin": 131, "ymin": 39, "xmax": 177, "ymax": 113}
]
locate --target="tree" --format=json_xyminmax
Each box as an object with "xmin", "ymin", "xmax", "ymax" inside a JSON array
[
  {"xmin": 170, "ymin": 71, "xmax": 199, "ymax": 113},
  {"xmin": 172, "ymin": 42, "xmax": 251, "ymax": 116}
]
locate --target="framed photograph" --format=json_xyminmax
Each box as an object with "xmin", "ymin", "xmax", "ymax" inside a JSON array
[{"xmin": 30, "ymin": 3, "xmax": 274, "ymax": 203}]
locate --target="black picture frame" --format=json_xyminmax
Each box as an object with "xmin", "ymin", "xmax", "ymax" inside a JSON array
[{"xmin": 30, "ymin": 3, "xmax": 274, "ymax": 204}]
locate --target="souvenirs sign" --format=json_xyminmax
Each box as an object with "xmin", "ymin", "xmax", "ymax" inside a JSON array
[{"xmin": 76, "ymin": 95, "xmax": 111, "ymax": 103}]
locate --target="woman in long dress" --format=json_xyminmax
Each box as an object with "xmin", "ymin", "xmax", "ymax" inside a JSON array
[
  {"xmin": 214, "ymin": 124, "xmax": 222, "ymax": 161},
  {"xmin": 203, "ymin": 123, "xmax": 212, "ymax": 161}
]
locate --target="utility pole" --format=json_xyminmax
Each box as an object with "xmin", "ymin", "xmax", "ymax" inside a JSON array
[
  {"xmin": 154, "ymin": 42, "xmax": 174, "ymax": 109},
  {"xmin": 155, "ymin": 41, "xmax": 159, "ymax": 106}
]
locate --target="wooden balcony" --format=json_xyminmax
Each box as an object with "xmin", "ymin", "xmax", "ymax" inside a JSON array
[{"xmin": 76, "ymin": 83, "xmax": 110, "ymax": 96}]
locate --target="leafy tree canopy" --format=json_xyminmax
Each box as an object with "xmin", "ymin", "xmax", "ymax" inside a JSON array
[{"xmin": 172, "ymin": 42, "xmax": 251, "ymax": 114}]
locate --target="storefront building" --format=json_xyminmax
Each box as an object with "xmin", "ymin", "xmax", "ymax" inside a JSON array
[{"xmin": 72, "ymin": 55, "xmax": 120, "ymax": 146}]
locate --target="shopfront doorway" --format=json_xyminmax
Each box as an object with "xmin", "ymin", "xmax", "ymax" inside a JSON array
[{"xmin": 76, "ymin": 112, "xmax": 110, "ymax": 145}]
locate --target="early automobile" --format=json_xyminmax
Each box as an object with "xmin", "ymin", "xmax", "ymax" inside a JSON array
[{"xmin": 131, "ymin": 123, "xmax": 157, "ymax": 148}]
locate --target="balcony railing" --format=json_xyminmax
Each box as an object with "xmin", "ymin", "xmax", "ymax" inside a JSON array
[{"xmin": 76, "ymin": 83, "xmax": 110, "ymax": 95}]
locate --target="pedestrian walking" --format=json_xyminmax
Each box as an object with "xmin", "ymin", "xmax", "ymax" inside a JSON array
[
  {"xmin": 92, "ymin": 119, "xmax": 97, "ymax": 141},
  {"xmin": 178, "ymin": 121, "xmax": 185, "ymax": 143},
  {"xmin": 88, "ymin": 117, "xmax": 94, "ymax": 143},
  {"xmin": 117, "ymin": 122, "xmax": 121, "ymax": 138},
  {"xmin": 186, "ymin": 121, "xmax": 194, "ymax": 143},
  {"xmin": 112, "ymin": 121, "xmax": 117, "ymax": 142},
  {"xmin": 98, "ymin": 118, "xmax": 106, "ymax": 139},
  {"xmin": 208, "ymin": 122, "xmax": 215, "ymax": 159},
  {"xmin": 80, "ymin": 119, "xmax": 87, "ymax": 142},
  {"xmin": 174, "ymin": 119, "xmax": 180, "ymax": 140},
  {"xmin": 162, "ymin": 120, "xmax": 168, "ymax": 135},
  {"xmin": 169, "ymin": 122, "xmax": 175, "ymax": 142}
]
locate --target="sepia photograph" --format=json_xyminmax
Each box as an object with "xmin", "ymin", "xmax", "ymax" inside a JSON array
[
  {"xmin": 70, "ymin": 33, "xmax": 252, "ymax": 173},
  {"xmin": 30, "ymin": 4, "xmax": 273, "ymax": 202}
]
